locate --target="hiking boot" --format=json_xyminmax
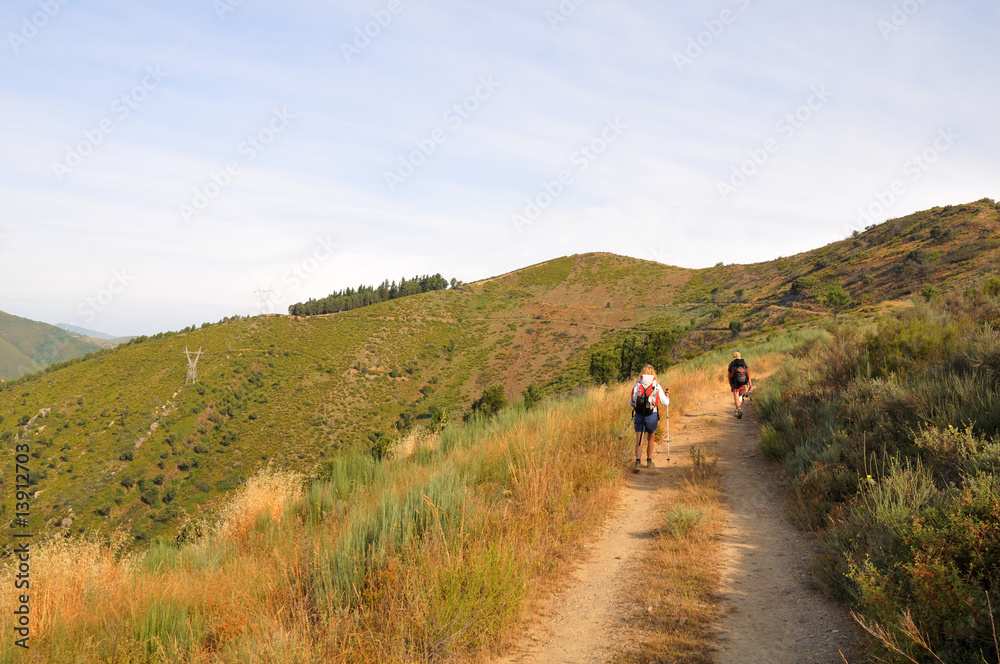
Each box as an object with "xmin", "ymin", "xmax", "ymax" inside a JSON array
[
  {"xmin": 633, "ymin": 459, "xmax": 641, "ymax": 474},
  {"xmin": 737, "ymin": 408, "xmax": 743, "ymax": 419},
  {"xmin": 646, "ymin": 459, "xmax": 655, "ymax": 469},
  {"xmin": 735, "ymin": 408, "xmax": 740, "ymax": 418}
]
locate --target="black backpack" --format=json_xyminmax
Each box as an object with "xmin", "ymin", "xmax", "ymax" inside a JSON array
[
  {"xmin": 731, "ymin": 360, "xmax": 749, "ymax": 386},
  {"xmin": 635, "ymin": 384, "xmax": 657, "ymax": 415}
]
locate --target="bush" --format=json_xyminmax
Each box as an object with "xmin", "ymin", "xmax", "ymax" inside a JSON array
[
  {"xmin": 369, "ymin": 431, "xmax": 392, "ymax": 461},
  {"xmin": 756, "ymin": 297, "xmax": 1000, "ymax": 661},
  {"xmin": 728, "ymin": 320, "xmax": 743, "ymax": 337},
  {"xmin": 141, "ymin": 486, "xmax": 161, "ymax": 507},
  {"xmin": 521, "ymin": 383, "xmax": 543, "ymax": 410},
  {"xmin": 664, "ymin": 504, "xmax": 707, "ymax": 539},
  {"xmin": 790, "ymin": 276, "xmax": 815, "ymax": 295},
  {"xmin": 471, "ymin": 385, "xmax": 508, "ymax": 418}
]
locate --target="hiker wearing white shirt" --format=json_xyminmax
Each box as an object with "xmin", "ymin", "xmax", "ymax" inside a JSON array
[{"xmin": 629, "ymin": 364, "xmax": 669, "ymax": 473}]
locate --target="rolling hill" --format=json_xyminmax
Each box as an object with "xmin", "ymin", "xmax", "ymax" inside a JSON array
[
  {"xmin": 0, "ymin": 311, "xmax": 107, "ymax": 381},
  {"xmin": 2, "ymin": 199, "xmax": 998, "ymax": 553}
]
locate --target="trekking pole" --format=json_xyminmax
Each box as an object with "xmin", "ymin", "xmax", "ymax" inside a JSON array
[
  {"xmin": 665, "ymin": 401, "xmax": 670, "ymax": 462},
  {"xmin": 617, "ymin": 408, "xmax": 635, "ymax": 442}
]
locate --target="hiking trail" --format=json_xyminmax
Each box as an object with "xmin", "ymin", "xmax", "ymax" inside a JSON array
[{"xmin": 495, "ymin": 386, "xmax": 863, "ymax": 664}]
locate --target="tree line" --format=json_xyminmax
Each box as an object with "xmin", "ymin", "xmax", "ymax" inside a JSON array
[
  {"xmin": 288, "ymin": 274, "xmax": 459, "ymax": 316},
  {"xmin": 589, "ymin": 327, "xmax": 681, "ymax": 384}
]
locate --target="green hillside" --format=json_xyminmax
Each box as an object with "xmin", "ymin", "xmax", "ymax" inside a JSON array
[
  {"xmin": 0, "ymin": 255, "xmax": 697, "ymax": 551},
  {"xmin": 0, "ymin": 335, "xmax": 41, "ymax": 379},
  {"xmin": 0, "ymin": 310, "xmax": 106, "ymax": 381},
  {"xmin": 2, "ymin": 199, "xmax": 998, "ymax": 553},
  {"xmin": 669, "ymin": 199, "xmax": 1000, "ymax": 336}
]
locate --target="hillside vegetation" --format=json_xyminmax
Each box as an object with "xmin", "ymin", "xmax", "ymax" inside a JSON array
[
  {"xmin": 287, "ymin": 273, "xmax": 454, "ymax": 316},
  {"xmin": 0, "ymin": 336, "xmax": 791, "ymax": 664},
  {"xmin": 755, "ymin": 283, "xmax": 1000, "ymax": 662},
  {"xmin": 0, "ymin": 311, "xmax": 106, "ymax": 380},
  {"xmin": 0, "ymin": 391, "xmax": 625, "ymax": 663},
  {"xmin": 2, "ymin": 200, "xmax": 998, "ymax": 555}
]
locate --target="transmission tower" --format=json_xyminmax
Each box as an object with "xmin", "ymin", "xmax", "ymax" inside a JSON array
[
  {"xmin": 254, "ymin": 285, "xmax": 276, "ymax": 315},
  {"xmin": 184, "ymin": 347, "xmax": 203, "ymax": 384}
]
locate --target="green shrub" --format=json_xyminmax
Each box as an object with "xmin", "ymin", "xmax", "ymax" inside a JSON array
[
  {"xmin": 141, "ymin": 486, "xmax": 161, "ymax": 507},
  {"xmin": 664, "ymin": 504, "xmax": 707, "ymax": 539},
  {"xmin": 471, "ymin": 385, "xmax": 508, "ymax": 418},
  {"xmin": 521, "ymin": 383, "xmax": 543, "ymax": 410},
  {"xmin": 369, "ymin": 431, "xmax": 392, "ymax": 461},
  {"xmin": 588, "ymin": 350, "xmax": 619, "ymax": 385},
  {"xmin": 757, "ymin": 296, "xmax": 1000, "ymax": 661}
]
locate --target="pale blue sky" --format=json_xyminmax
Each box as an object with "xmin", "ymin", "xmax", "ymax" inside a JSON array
[{"xmin": 1, "ymin": 0, "xmax": 997, "ymax": 335}]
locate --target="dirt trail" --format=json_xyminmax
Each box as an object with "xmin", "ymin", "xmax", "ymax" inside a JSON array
[
  {"xmin": 495, "ymin": 387, "xmax": 863, "ymax": 664},
  {"xmin": 709, "ymin": 393, "xmax": 863, "ymax": 663}
]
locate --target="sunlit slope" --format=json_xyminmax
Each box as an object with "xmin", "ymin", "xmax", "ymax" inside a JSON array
[
  {"xmin": 2, "ymin": 198, "xmax": 997, "ymax": 551},
  {"xmin": 0, "ymin": 260, "xmax": 694, "ymax": 550},
  {"xmin": 0, "ymin": 310, "xmax": 105, "ymax": 380},
  {"xmin": 671, "ymin": 200, "xmax": 1000, "ymax": 335},
  {"xmin": 0, "ymin": 335, "xmax": 42, "ymax": 379}
]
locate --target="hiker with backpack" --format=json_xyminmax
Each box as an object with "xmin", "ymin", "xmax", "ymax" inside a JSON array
[
  {"xmin": 630, "ymin": 364, "xmax": 669, "ymax": 473},
  {"xmin": 728, "ymin": 351, "xmax": 752, "ymax": 419}
]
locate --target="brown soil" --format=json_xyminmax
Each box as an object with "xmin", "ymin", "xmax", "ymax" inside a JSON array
[{"xmin": 494, "ymin": 387, "xmax": 865, "ymax": 664}]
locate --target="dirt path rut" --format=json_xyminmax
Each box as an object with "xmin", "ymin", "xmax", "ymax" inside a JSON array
[
  {"xmin": 710, "ymin": 393, "xmax": 863, "ymax": 663},
  {"xmin": 496, "ymin": 387, "xmax": 864, "ymax": 664}
]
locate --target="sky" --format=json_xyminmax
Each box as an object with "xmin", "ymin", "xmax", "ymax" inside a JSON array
[{"xmin": 1, "ymin": 0, "xmax": 998, "ymax": 336}]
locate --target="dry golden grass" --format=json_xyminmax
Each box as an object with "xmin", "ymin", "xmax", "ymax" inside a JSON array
[
  {"xmin": 0, "ymin": 345, "xmax": 795, "ymax": 664},
  {"xmin": 608, "ymin": 356, "xmax": 776, "ymax": 664},
  {"xmin": 0, "ymin": 390, "xmax": 629, "ymax": 664},
  {"xmin": 612, "ymin": 446, "xmax": 725, "ymax": 664},
  {"xmin": 213, "ymin": 470, "xmax": 303, "ymax": 547}
]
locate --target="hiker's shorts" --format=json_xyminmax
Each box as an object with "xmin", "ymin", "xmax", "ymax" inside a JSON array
[
  {"xmin": 634, "ymin": 412, "xmax": 658, "ymax": 433},
  {"xmin": 732, "ymin": 385, "xmax": 748, "ymax": 396}
]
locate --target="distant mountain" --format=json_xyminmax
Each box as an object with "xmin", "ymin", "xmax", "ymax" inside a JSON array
[
  {"xmin": 0, "ymin": 311, "xmax": 107, "ymax": 380},
  {"xmin": 56, "ymin": 323, "xmax": 121, "ymax": 341}
]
